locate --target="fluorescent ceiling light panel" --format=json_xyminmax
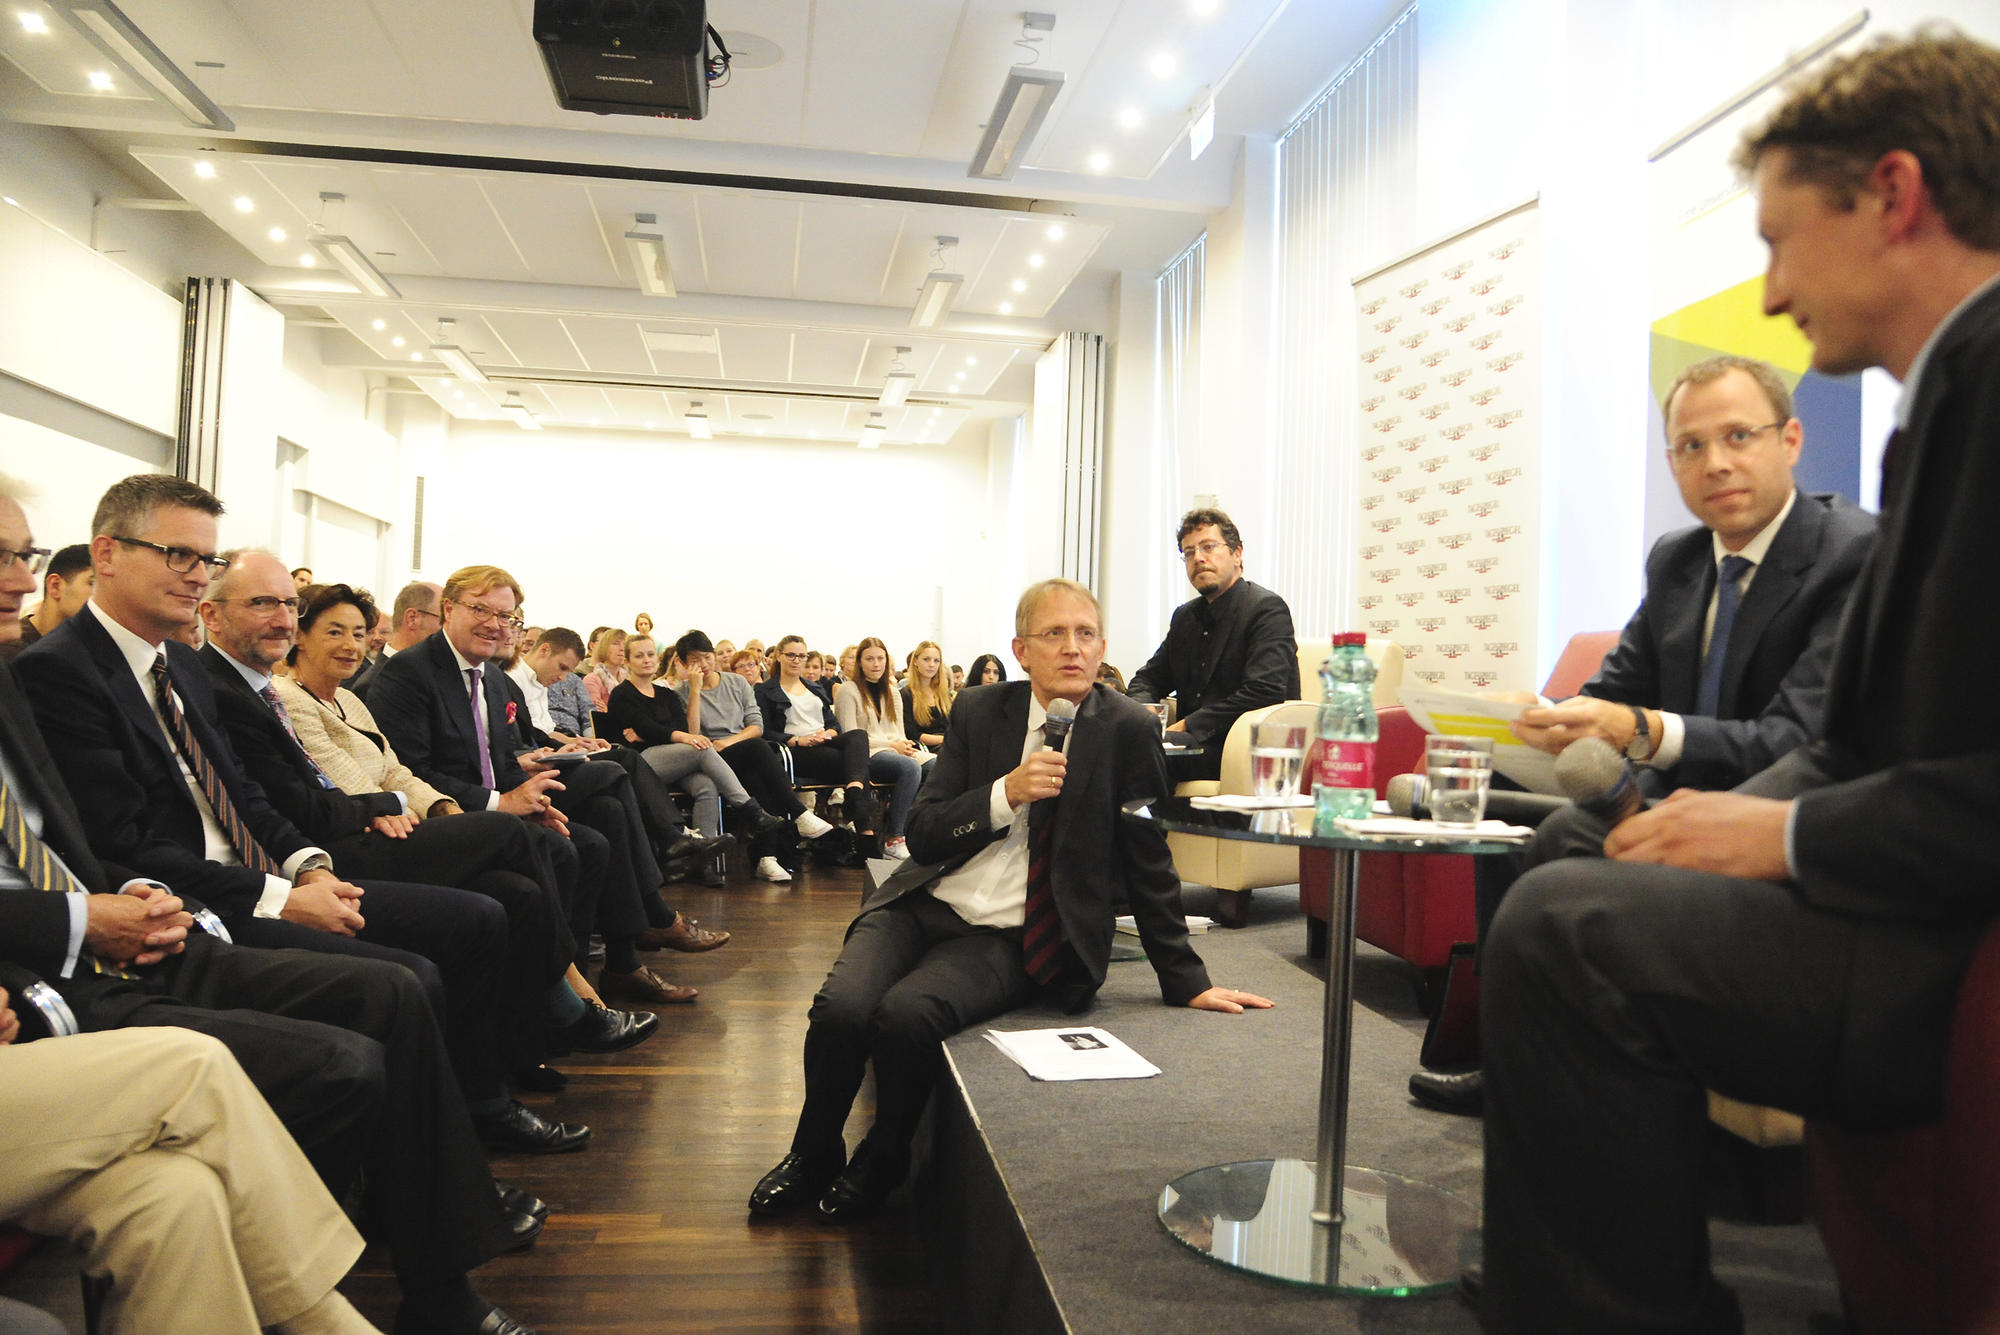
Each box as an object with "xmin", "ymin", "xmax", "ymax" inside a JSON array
[
  {"xmin": 684, "ymin": 403, "xmax": 713, "ymax": 439},
  {"xmin": 431, "ymin": 344, "xmax": 487, "ymax": 385},
  {"xmin": 48, "ymin": 0, "xmax": 233, "ymax": 130},
  {"xmin": 879, "ymin": 372, "xmax": 914, "ymax": 410},
  {"xmin": 626, "ymin": 230, "xmax": 675, "ymax": 297},
  {"xmin": 499, "ymin": 394, "xmax": 541, "ymax": 431},
  {"xmin": 310, "ymin": 234, "xmax": 401, "ymax": 299},
  {"xmin": 859, "ymin": 411, "xmax": 886, "ymax": 448},
  {"xmin": 1190, "ymin": 97, "xmax": 1216, "ymax": 161},
  {"xmin": 967, "ymin": 66, "xmax": 1066, "ymax": 181},
  {"xmin": 640, "ymin": 329, "xmax": 717, "ymax": 355},
  {"xmin": 910, "ymin": 271, "xmax": 963, "ymax": 329}
]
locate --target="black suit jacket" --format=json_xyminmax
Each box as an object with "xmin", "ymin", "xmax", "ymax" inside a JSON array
[
  {"xmin": 1767, "ymin": 280, "xmax": 2000, "ymax": 928},
  {"xmin": 754, "ymin": 675, "xmax": 838, "ymax": 738},
  {"xmin": 867, "ymin": 681, "xmax": 1211, "ymax": 1007},
  {"xmin": 345, "ymin": 650, "xmax": 386, "ymax": 699},
  {"xmin": 14, "ymin": 607, "xmax": 314, "ymax": 920},
  {"xmin": 1581, "ymin": 490, "xmax": 1876, "ymax": 793},
  {"xmin": 197, "ymin": 645, "xmax": 401, "ymax": 844},
  {"xmin": 366, "ymin": 631, "xmax": 528, "ymax": 810},
  {"xmin": 1127, "ymin": 578, "xmax": 1301, "ymax": 746}
]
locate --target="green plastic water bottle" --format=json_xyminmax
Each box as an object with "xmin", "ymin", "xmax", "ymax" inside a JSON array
[{"xmin": 1313, "ymin": 632, "xmax": 1378, "ymax": 832}]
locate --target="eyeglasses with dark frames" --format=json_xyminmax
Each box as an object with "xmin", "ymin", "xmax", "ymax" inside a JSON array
[
  {"xmin": 0, "ymin": 547, "xmax": 51, "ymax": 575},
  {"xmin": 112, "ymin": 536, "xmax": 230, "ymax": 575}
]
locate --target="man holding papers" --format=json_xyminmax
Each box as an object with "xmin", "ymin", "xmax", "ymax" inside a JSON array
[
  {"xmin": 1410, "ymin": 354, "xmax": 1876, "ymax": 1116},
  {"xmin": 1476, "ymin": 32, "xmax": 2000, "ymax": 1332},
  {"xmin": 748, "ymin": 578, "xmax": 1271, "ymax": 1225}
]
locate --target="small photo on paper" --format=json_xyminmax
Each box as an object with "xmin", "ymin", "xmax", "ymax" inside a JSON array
[{"xmin": 1059, "ymin": 1031, "xmax": 1108, "ymax": 1051}]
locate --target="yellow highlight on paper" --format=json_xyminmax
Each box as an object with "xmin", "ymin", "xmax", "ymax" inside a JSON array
[{"xmin": 1425, "ymin": 714, "xmax": 1518, "ymax": 745}]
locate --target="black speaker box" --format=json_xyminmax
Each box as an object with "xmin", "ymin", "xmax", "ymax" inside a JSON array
[{"xmin": 532, "ymin": 0, "xmax": 709, "ymax": 120}]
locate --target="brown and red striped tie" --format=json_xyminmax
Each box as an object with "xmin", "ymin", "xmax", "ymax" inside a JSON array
[
  {"xmin": 1021, "ymin": 722, "xmax": 1066, "ymax": 984},
  {"xmin": 150, "ymin": 653, "xmax": 281, "ymax": 876},
  {"xmin": 0, "ymin": 772, "xmax": 133, "ymax": 978}
]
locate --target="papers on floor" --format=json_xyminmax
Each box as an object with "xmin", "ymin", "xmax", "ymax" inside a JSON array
[
  {"xmin": 1397, "ymin": 685, "xmax": 1559, "ymax": 794},
  {"xmin": 1332, "ymin": 816, "xmax": 1536, "ymax": 843},
  {"xmin": 984, "ymin": 1026, "xmax": 1162, "ymax": 1081},
  {"xmin": 1187, "ymin": 792, "xmax": 1315, "ymax": 811},
  {"xmin": 1114, "ymin": 914, "xmax": 1214, "ymax": 936}
]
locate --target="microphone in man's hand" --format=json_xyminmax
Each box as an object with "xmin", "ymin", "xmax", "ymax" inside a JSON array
[
  {"xmin": 1043, "ymin": 698, "xmax": 1077, "ymax": 751},
  {"xmin": 1387, "ymin": 771, "xmax": 1572, "ymax": 825},
  {"xmin": 1554, "ymin": 736, "xmax": 1643, "ymax": 826}
]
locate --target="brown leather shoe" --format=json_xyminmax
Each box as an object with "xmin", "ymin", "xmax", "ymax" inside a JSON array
[
  {"xmin": 638, "ymin": 916, "xmax": 730, "ymax": 953},
  {"xmin": 598, "ymin": 965, "xmax": 698, "ymax": 1004}
]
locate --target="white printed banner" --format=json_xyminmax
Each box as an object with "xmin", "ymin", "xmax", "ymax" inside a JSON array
[{"xmin": 1351, "ymin": 199, "xmax": 1541, "ymax": 693}]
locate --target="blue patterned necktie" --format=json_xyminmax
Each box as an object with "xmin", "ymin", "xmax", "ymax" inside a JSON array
[{"xmin": 1697, "ymin": 554, "xmax": 1754, "ymax": 717}]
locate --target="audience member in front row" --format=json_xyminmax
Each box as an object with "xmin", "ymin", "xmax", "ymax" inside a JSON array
[
  {"xmin": 1475, "ymin": 32, "xmax": 2000, "ymax": 1332},
  {"xmin": 0, "ymin": 482, "xmax": 540, "ymax": 1335},
  {"xmin": 196, "ymin": 559, "xmax": 592, "ymax": 1153},
  {"xmin": 607, "ymin": 634, "xmax": 786, "ymax": 885},
  {"xmin": 1407, "ymin": 355, "xmax": 1877, "ymax": 1118},
  {"xmin": 967, "ymin": 653, "xmax": 1006, "ymax": 687},
  {"xmin": 758, "ymin": 635, "xmax": 879, "ymax": 844},
  {"xmin": 367, "ymin": 566, "xmax": 724, "ymax": 1008},
  {"xmin": 349, "ymin": 579, "xmax": 441, "ymax": 698},
  {"xmin": 10, "ymin": 542, "xmax": 91, "ymax": 654},
  {"xmin": 279, "ymin": 591, "xmax": 655, "ymax": 1065},
  {"xmin": 509, "ymin": 627, "xmax": 605, "ymax": 751},
  {"xmin": 901, "ymin": 640, "xmax": 953, "ymax": 750},
  {"xmin": 750, "ymin": 579, "xmax": 1272, "ymax": 1224},
  {"xmin": 672, "ymin": 630, "xmax": 836, "ymax": 885},
  {"xmin": 0, "ymin": 1019, "xmax": 384, "ymax": 1335},
  {"xmin": 1127, "ymin": 507, "xmax": 1301, "ymax": 782},
  {"xmin": 834, "ymin": 638, "xmax": 931, "ymax": 861},
  {"xmin": 538, "ymin": 631, "xmax": 600, "ymax": 743},
  {"xmin": 581, "ymin": 627, "xmax": 626, "ymax": 713}
]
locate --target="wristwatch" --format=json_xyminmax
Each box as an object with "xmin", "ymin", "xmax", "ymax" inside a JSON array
[{"xmin": 1623, "ymin": 705, "xmax": 1652, "ymax": 761}]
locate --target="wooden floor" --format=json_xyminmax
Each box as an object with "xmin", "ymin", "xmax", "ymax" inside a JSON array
[{"xmin": 344, "ymin": 858, "xmax": 944, "ymax": 1335}]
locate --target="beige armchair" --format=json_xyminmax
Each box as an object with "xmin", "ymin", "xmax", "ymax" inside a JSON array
[{"xmin": 1166, "ymin": 639, "xmax": 1405, "ymax": 927}]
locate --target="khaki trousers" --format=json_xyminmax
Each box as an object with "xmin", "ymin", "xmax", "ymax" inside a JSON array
[{"xmin": 0, "ymin": 1027, "xmax": 364, "ymax": 1335}]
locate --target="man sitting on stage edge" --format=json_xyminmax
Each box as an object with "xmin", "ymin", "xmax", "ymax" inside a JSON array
[{"xmin": 748, "ymin": 578, "xmax": 1272, "ymax": 1225}]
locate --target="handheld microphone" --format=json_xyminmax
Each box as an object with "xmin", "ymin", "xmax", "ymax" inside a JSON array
[
  {"xmin": 1554, "ymin": 737, "xmax": 1643, "ymax": 826},
  {"xmin": 1042, "ymin": 698, "xmax": 1077, "ymax": 751},
  {"xmin": 1386, "ymin": 771, "xmax": 1573, "ymax": 825}
]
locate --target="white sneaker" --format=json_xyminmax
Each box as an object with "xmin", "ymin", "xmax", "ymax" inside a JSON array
[
  {"xmin": 795, "ymin": 809, "xmax": 835, "ymax": 840},
  {"xmin": 756, "ymin": 856, "xmax": 793, "ymax": 883},
  {"xmin": 884, "ymin": 837, "xmax": 911, "ymax": 861}
]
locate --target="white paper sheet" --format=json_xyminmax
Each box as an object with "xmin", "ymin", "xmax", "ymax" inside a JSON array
[
  {"xmin": 983, "ymin": 1027, "xmax": 1162, "ymax": 1081},
  {"xmin": 1397, "ymin": 685, "xmax": 1561, "ymax": 794}
]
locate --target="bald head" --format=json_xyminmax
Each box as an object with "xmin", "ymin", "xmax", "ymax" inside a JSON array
[{"xmin": 199, "ymin": 550, "xmax": 297, "ymax": 672}]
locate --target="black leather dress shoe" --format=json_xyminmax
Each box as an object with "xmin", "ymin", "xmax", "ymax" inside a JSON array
[
  {"xmin": 1408, "ymin": 1067, "xmax": 1485, "ymax": 1116},
  {"xmin": 498, "ymin": 1201, "xmax": 543, "ymax": 1252},
  {"xmin": 393, "ymin": 1301, "xmax": 540, "ymax": 1335},
  {"xmin": 748, "ymin": 1152, "xmax": 841, "ymax": 1216},
  {"xmin": 476, "ymin": 1100, "xmax": 591, "ymax": 1155},
  {"xmin": 552, "ymin": 1000, "xmax": 659, "ymax": 1054},
  {"xmin": 664, "ymin": 830, "xmax": 732, "ymax": 863},
  {"xmin": 496, "ymin": 1181, "xmax": 551, "ymax": 1223},
  {"xmin": 729, "ymin": 803, "xmax": 789, "ymax": 839},
  {"xmin": 813, "ymin": 1145, "xmax": 906, "ymax": 1224}
]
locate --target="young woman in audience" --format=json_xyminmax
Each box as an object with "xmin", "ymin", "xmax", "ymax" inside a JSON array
[
  {"xmin": 729, "ymin": 649, "xmax": 764, "ymax": 685},
  {"xmin": 900, "ymin": 640, "xmax": 953, "ymax": 750},
  {"xmin": 833, "ymin": 637, "xmax": 931, "ymax": 860},
  {"xmin": 583, "ymin": 627, "xmax": 627, "ymax": 712},
  {"xmin": 967, "ymin": 652, "xmax": 1006, "ymax": 687},
  {"xmin": 633, "ymin": 612, "xmax": 653, "ymax": 638},
  {"xmin": 606, "ymin": 635, "xmax": 785, "ymax": 886},
  {"xmin": 1097, "ymin": 661, "xmax": 1127, "ymax": 692},
  {"xmin": 670, "ymin": 630, "xmax": 835, "ymax": 884},
  {"xmin": 756, "ymin": 635, "xmax": 877, "ymax": 844},
  {"xmin": 278, "ymin": 583, "xmax": 645, "ymax": 1075}
]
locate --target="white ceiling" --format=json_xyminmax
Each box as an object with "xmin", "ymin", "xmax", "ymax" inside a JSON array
[{"xmin": 0, "ymin": 0, "xmax": 1407, "ymax": 442}]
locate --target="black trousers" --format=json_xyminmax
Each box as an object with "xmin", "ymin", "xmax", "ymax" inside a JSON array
[
  {"xmin": 548, "ymin": 758, "xmax": 675, "ymax": 949},
  {"xmin": 329, "ymin": 809, "xmax": 575, "ymax": 1074},
  {"xmin": 720, "ymin": 738, "xmax": 804, "ymax": 819},
  {"xmin": 109, "ymin": 934, "xmax": 508, "ymax": 1286},
  {"xmin": 787, "ymin": 729, "xmax": 870, "ymax": 788},
  {"xmin": 1479, "ymin": 805, "xmax": 1979, "ymax": 1333},
  {"xmin": 791, "ymin": 892, "xmax": 1036, "ymax": 1166},
  {"xmin": 225, "ymin": 877, "xmax": 509, "ymax": 1104}
]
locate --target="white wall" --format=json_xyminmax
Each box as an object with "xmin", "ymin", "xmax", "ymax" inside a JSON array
[{"xmin": 418, "ymin": 421, "xmax": 1006, "ymax": 669}]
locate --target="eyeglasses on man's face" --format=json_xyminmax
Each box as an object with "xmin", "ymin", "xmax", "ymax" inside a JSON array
[
  {"xmin": 1025, "ymin": 626, "xmax": 1101, "ymax": 648},
  {"xmin": 1179, "ymin": 539, "xmax": 1232, "ymax": 563},
  {"xmin": 449, "ymin": 600, "xmax": 525, "ymax": 633},
  {"xmin": 113, "ymin": 536, "xmax": 230, "ymax": 575},
  {"xmin": 1666, "ymin": 422, "xmax": 1783, "ymax": 466},
  {"xmin": 0, "ymin": 546, "xmax": 51, "ymax": 575},
  {"xmin": 212, "ymin": 596, "xmax": 299, "ymax": 616}
]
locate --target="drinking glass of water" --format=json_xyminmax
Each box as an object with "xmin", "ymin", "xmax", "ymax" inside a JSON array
[
  {"xmin": 1424, "ymin": 735, "xmax": 1494, "ymax": 830},
  {"xmin": 1142, "ymin": 702, "xmax": 1169, "ymax": 739},
  {"xmin": 1250, "ymin": 720, "xmax": 1310, "ymax": 799}
]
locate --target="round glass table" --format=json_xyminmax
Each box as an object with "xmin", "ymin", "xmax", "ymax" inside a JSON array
[{"xmin": 1124, "ymin": 796, "xmax": 1519, "ymax": 1295}]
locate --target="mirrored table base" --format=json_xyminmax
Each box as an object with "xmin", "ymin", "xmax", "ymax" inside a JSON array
[{"xmin": 1159, "ymin": 1159, "xmax": 1480, "ymax": 1295}]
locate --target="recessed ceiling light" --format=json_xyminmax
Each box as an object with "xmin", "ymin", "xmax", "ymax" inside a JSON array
[
  {"xmin": 644, "ymin": 419, "xmax": 655, "ymax": 429},
  {"xmin": 1189, "ymin": 0, "xmax": 1220, "ymax": 14},
  {"xmin": 454, "ymin": 390, "xmax": 466, "ymax": 401},
  {"xmin": 589, "ymin": 417, "xmax": 600, "ymax": 426},
  {"xmin": 1045, "ymin": 223, "xmax": 1067, "ymax": 241},
  {"xmin": 18, "ymin": 12, "xmax": 48, "ymax": 33},
  {"xmin": 267, "ymin": 226, "xmax": 286, "ymax": 242},
  {"xmin": 371, "ymin": 318, "xmax": 386, "ymax": 331},
  {"xmin": 409, "ymin": 352, "xmax": 422, "ymax": 362},
  {"xmin": 391, "ymin": 336, "xmax": 405, "ymax": 348},
  {"xmin": 999, "ymin": 301, "xmax": 1015, "ymax": 315},
  {"xmin": 193, "ymin": 159, "xmax": 216, "ymax": 179},
  {"xmin": 1118, "ymin": 106, "xmax": 1142, "ymax": 130},
  {"xmin": 87, "ymin": 69, "xmax": 114, "ymax": 91},
  {"xmin": 1149, "ymin": 51, "xmax": 1177, "ymax": 79},
  {"xmin": 1087, "ymin": 150, "xmax": 1111, "ymax": 172},
  {"xmin": 1028, "ymin": 253, "xmax": 1046, "ymax": 269},
  {"xmin": 298, "ymin": 253, "xmax": 316, "ymax": 267},
  {"xmin": 1011, "ymin": 279, "xmax": 1027, "ymax": 293},
  {"xmin": 966, "ymin": 357, "xmax": 978, "ymax": 366},
  {"xmin": 232, "ymin": 196, "xmax": 253, "ymax": 213}
]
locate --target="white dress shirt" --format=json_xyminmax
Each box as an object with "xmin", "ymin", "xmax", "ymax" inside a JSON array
[
  {"xmin": 446, "ymin": 639, "xmax": 507, "ymax": 812},
  {"xmin": 929, "ymin": 694, "xmax": 1069, "ymax": 930}
]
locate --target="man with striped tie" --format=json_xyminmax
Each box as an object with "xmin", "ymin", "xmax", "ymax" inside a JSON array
[
  {"xmin": 747, "ymin": 577, "xmax": 1270, "ymax": 1225},
  {"xmin": 0, "ymin": 479, "xmax": 542, "ymax": 1335}
]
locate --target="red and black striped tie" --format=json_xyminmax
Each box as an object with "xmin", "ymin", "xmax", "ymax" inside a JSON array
[
  {"xmin": 151, "ymin": 654, "xmax": 281, "ymax": 876},
  {"xmin": 1021, "ymin": 724, "xmax": 1066, "ymax": 984}
]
